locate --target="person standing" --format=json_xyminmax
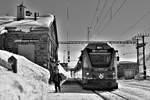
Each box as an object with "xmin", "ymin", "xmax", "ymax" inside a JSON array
[{"xmin": 53, "ymin": 69, "xmax": 62, "ymax": 93}]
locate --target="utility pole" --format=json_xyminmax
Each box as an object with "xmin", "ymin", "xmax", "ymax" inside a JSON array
[
  {"xmin": 142, "ymin": 35, "xmax": 146, "ymax": 79},
  {"xmin": 87, "ymin": 27, "xmax": 90, "ymax": 41},
  {"xmin": 67, "ymin": 32, "xmax": 70, "ymax": 62},
  {"xmin": 136, "ymin": 39, "xmax": 140, "ymax": 74},
  {"xmin": 66, "ymin": 1, "xmax": 70, "ymax": 63},
  {"xmin": 133, "ymin": 33, "xmax": 149, "ymax": 79},
  {"xmin": 63, "ymin": 50, "xmax": 66, "ymax": 63}
]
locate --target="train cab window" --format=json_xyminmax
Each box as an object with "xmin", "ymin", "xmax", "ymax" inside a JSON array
[
  {"xmin": 117, "ymin": 56, "xmax": 119, "ymax": 61},
  {"xmin": 79, "ymin": 56, "xmax": 82, "ymax": 62},
  {"xmin": 89, "ymin": 52, "xmax": 111, "ymax": 68}
]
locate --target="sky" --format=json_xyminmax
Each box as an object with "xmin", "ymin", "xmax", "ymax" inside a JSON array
[{"xmin": 0, "ymin": 0, "xmax": 150, "ymax": 66}]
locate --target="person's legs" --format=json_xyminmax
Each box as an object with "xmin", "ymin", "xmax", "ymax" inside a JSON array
[
  {"xmin": 58, "ymin": 83, "xmax": 61, "ymax": 92},
  {"xmin": 54, "ymin": 83, "xmax": 58, "ymax": 92}
]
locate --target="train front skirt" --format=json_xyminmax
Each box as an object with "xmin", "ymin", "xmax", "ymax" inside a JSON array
[{"xmin": 81, "ymin": 79, "xmax": 118, "ymax": 90}]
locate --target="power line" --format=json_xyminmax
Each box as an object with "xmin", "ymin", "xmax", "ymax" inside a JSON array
[
  {"xmin": 143, "ymin": 22, "xmax": 150, "ymax": 31},
  {"xmin": 144, "ymin": 26, "xmax": 150, "ymax": 31},
  {"xmin": 94, "ymin": 0, "xmax": 117, "ymax": 34},
  {"xmin": 98, "ymin": 0, "xmax": 127, "ymax": 34},
  {"xmin": 123, "ymin": 9, "xmax": 150, "ymax": 38},
  {"xmin": 92, "ymin": 0, "xmax": 108, "ymax": 33},
  {"xmin": 89, "ymin": 0, "xmax": 101, "ymax": 29},
  {"xmin": 99, "ymin": 0, "xmax": 116, "ymax": 27},
  {"xmin": 67, "ymin": 7, "xmax": 69, "ymax": 20}
]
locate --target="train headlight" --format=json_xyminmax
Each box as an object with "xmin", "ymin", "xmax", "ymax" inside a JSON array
[
  {"xmin": 99, "ymin": 73, "xmax": 104, "ymax": 79},
  {"xmin": 113, "ymin": 72, "xmax": 116, "ymax": 79},
  {"xmin": 86, "ymin": 72, "xmax": 89, "ymax": 76}
]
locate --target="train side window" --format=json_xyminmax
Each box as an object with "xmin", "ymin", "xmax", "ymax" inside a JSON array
[
  {"xmin": 117, "ymin": 56, "xmax": 119, "ymax": 61},
  {"xmin": 79, "ymin": 56, "xmax": 82, "ymax": 61}
]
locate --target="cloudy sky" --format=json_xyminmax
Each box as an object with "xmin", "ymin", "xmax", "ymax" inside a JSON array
[{"xmin": 1, "ymin": 0, "xmax": 150, "ymax": 66}]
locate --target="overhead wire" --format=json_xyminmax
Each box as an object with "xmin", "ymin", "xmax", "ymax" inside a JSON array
[
  {"xmin": 143, "ymin": 21, "xmax": 150, "ymax": 31},
  {"xmin": 89, "ymin": 0, "xmax": 101, "ymax": 29},
  {"xmin": 144, "ymin": 26, "xmax": 150, "ymax": 31},
  {"xmin": 94, "ymin": 0, "xmax": 117, "ymax": 34},
  {"xmin": 123, "ymin": 9, "xmax": 150, "ymax": 38},
  {"xmin": 98, "ymin": 0, "xmax": 127, "ymax": 34},
  {"xmin": 92, "ymin": 0, "xmax": 108, "ymax": 34}
]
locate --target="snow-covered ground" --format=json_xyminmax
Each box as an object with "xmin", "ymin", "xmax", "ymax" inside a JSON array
[
  {"xmin": 46, "ymin": 79, "xmax": 150, "ymax": 100},
  {"xmin": 57, "ymin": 64, "xmax": 71, "ymax": 78},
  {"xmin": 116, "ymin": 80, "xmax": 150, "ymax": 100},
  {"xmin": 0, "ymin": 50, "xmax": 50, "ymax": 100}
]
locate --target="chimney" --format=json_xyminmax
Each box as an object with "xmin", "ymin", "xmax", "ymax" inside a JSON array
[
  {"xmin": 34, "ymin": 12, "xmax": 37, "ymax": 21},
  {"xmin": 17, "ymin": 2, "xmax": 25, "ymax": 21}
]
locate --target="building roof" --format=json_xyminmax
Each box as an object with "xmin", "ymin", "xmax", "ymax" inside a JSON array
[
  {"xmin": 119, "ymin": 61, "xmax": 137, "ymax": 64},
  {"xmin": 0, "ymin": 14, "xmax": 54, "ymax": 33}
]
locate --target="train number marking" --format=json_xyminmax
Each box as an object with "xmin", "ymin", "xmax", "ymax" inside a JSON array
[{"xmin": 99, "ymin": 73, "xmax": 104, "ymax": 79}]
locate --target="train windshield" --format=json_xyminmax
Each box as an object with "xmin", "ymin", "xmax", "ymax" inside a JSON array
[{"xmin": 89, "ymin": 52, "xmax": 111, "ymax": 68}]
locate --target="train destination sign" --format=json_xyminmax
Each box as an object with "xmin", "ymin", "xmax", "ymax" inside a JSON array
[
  {"xmin": 92, "ymin": 49, "xmax": 108, "ymax": 53},
  {"xmin": 14, "ymin": 39, "xmax": 39, "ymax": 43}
]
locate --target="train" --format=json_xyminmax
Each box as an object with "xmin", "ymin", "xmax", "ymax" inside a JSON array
[{"xmin": 74, "ymin": 42, "xmax": 119, "ymax": 90}]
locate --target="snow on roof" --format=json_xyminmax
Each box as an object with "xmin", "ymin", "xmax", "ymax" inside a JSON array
[
  {"xmin": 119, "ymin": 61, "xmax": 137, "ymax": 64},
  {"xmin": 0, "ymin": 14, "xmax": 54, "ymax": 33},
  {"xmin": 0, "ymin": 16, "xmax": 15, "ymax": 25},
  {"xmin": 0, "ymin": 15, "xmax": 15, "ymax": 22}
]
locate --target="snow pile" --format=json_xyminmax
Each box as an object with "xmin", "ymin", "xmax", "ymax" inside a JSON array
[
  {"xmin": 0, "ymin": 50, "xmax": 50, "ymax": 83},
  {"xmin": 0, "ymin": 50, "xmax": 50, "ymax": 100},
  {"xmin": 58, "ymin": 64, "xmax": 71, "ymax": 78},
  {"xmin": 74, "ymin": 69, "xmax": 82, "ymax": 79}
]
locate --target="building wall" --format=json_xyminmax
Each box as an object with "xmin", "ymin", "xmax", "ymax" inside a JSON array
[
  {"xmin": 18, "ymin": 44, "xmax": 35, "ymax": 62},
  {"xmin": 0, "ymin": 20, "xmax": 59, "ymax": 70},
  {"xmin": 117, "ymin": 62, "xmax": 138, "ymax": 79}
]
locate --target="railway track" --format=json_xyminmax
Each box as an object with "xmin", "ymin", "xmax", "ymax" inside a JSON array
[
  {"xmin": 92, "ymin": 90, "xmax": 109, "ymax": 100},
  {"xmin": 110, "ymin": 92, "xmax": 129, "ymax": 100},
  {"xmin": 121, "ymin": 82, "xmax": 150, "ymax": 92},
  {"xmin": 123, "ymin": 82, "xmax": 150, "ymax": 88},
  {"xmin": 92, "ymin": 90, "xmax": 129, "ymax": 100}
]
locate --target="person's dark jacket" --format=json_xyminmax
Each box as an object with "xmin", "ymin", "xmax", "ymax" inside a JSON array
[{"xmin": 53, "ymin": 73, "xmax": 62, "ymax": 83}]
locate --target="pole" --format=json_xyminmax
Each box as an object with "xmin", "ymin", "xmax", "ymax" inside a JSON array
[
  {"xmin": 136, "ymin": 39, "xmax": 140, "ymax": 73},
  {"xmin": 142, "ymin": 35, "xmax": 146, "ymax": 79},
  {"xmin": 63, "ymin": 50, "xmax": 66, "ymax": 63},
  {"xmin": 87, "ymin": 27, "xmax": 90, "ymax": 41}
]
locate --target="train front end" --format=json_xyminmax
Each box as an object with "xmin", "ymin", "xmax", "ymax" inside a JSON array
[{"xmin": 81, "ymin": 43, "xmax": 118, "ymax": 90}]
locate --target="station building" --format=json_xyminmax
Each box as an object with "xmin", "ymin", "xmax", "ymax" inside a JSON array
[
  {"xmin": 0, "ymin": 3, "xmax": 59, "ymax": 80},
  {"xmin": 117, "ymin": 61, "xmax": 139, "ymax": 79}
]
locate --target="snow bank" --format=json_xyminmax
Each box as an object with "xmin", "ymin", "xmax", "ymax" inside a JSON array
[
  {"xmin": 0, "ymin": 50, "xmax": 50, "ymax": 100},
  {"xmin": 58, "ymin": 64, "xmax": 71, "ymax": 78},
  {"xmin": 0, "ymin": 50, "xmax": 50, "ymax": 83}
]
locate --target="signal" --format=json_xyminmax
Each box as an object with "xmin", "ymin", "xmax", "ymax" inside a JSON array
[{"xmin": 67, "ymin": 50, "xmax": 70, "ymax": 62}]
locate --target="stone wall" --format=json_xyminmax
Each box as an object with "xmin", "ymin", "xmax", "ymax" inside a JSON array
[
  {"xmin": 117, "ymin": 63, "xmax": 138, "ymax": 79},
  {"xmin": 0, "ymin": 27, "xmax": 58, "ymax": 69}
]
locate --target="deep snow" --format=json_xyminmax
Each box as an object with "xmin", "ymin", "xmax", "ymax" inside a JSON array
[{"xmin": 0, "ymin": 50, "xmax": 50, "ymax": 100}]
